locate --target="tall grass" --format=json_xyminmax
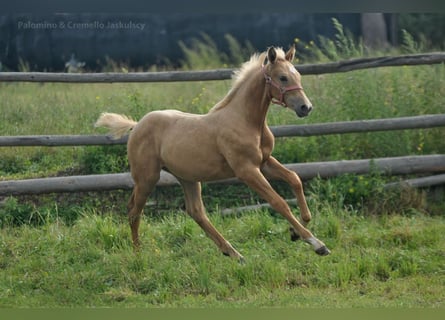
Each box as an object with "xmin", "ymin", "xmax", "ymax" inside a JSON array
[{"xmin": 179, "ymin": 33, "xmax": 255, "ymax": 69}]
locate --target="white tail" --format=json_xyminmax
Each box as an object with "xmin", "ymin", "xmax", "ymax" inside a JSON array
[{"xmin": 95, "ymin": 112, "xmax": 138, "ymax": 139}]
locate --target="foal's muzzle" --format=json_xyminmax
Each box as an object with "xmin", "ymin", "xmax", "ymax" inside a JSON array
[{"xmin": 295, "ymin": 104, "xmax": 313, "ymax": 118}]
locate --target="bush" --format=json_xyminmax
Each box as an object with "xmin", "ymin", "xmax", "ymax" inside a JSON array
[
  {"xmin": 0, "ymin": 197, "xmax": 83, "ymax": 227},
  {"xmin": 307, "ymin": 168, "xmax": 426, "ymax": 215},
  {"xmin": 80, "ymin": 145, "xmax": 128, "ymax": 174},
  {"xmin": 0, "ymin": 197, "xmax": 37, "ymax": 226}
]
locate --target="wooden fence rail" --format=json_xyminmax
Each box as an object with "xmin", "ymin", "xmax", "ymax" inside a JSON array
[
  {"xmin": 1, "ymin": 114, "xmax": 444, "ymax": 147},
  {"xmin": 1, "ymin": 52, "xmax": 445, "ymax": 196},
  {"xmin": 1, "ymin": 52, "xmax": 444, "ymax": 83},
  {"xmin": 1, "ymin": 155, "xmax": 444, "ymax": 196}
]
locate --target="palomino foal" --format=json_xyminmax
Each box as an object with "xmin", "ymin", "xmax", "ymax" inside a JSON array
[{"xmin": 95, "ymin": 46, "xmax": 330, "ymax": 262}]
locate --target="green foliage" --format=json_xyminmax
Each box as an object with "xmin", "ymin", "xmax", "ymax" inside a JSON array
[
  {"xmin": 126, "ymin": 90, "xmax": 146, "ymax": 118},
  {"xmin": 331, "ymin": 17, "xmax": 364, "ymax": 58},
  {"xmin": 307, "ymin": 172, "xmax": 427, "ymax": 216},
  {"xmin": 0, "ymin": 197, "xmax": 82, "ymax": 227},
  {"xmin": 80, "ymin": 145, "xmax": 128, "ymax": 174},
  {"xmin": 295, "ymin": 18, "xmax": 364, "ymax": 62},
  {"xmin": 398, "ymin": 13, "xmax": 445, "ymax": 50},
  {"xmin": 179, "ymin": 32, "xmax": 254, "ymax": 69},
  {"xmin": 401, "ymin": 29, "xmax": 425, "ymax": 54},
  {"xmin": 310, "ymin": 164, "xmax": 387, "ymax": 211},
  {"xmin": 0, "ymin": 154, "xmax": 31, "ymax": 175},
  {"xmin": 0, "ymin": 197, "xmax": 37, "ymax": 226}
]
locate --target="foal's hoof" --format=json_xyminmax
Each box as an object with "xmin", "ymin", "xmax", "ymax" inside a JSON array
[
  {"xmin": 290, "ymin": 233, "xmax": 300, "ymax": 242},
  {"xmin": 223, "ymin": 252, "xmax": 245, "ymax": 264},
  {"xmin": 289, "ymin": 228, "xmax": 300, "ymax": 242},
  {"xmin": 315, "ymin": 246, "xmax": 331, "ymax": 256}
]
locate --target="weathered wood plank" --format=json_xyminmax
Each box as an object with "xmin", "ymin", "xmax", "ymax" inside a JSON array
[
  {"xmin": 1, "ymin": 155, "xmax": 444, "ymax": 196},
  {"xmin": 284, "ymin": 155, "xmax": 445, "ymax": 180},
  {"xmin": 1, "ymin": 114, "xmax": 444, "ymax": 147},
  {"xmin": 0, "ymin": 171, "xmax": 179, "ymax": 196},
  {"xmin": 220, "ymin": 199, "xmax": 298, "ymax": 216},
  {"xmin": 385, "ymin": 174, "xmax": 445, "ymax": 189},
  {"xmin": 296, "ymin": 52, "xmax": 445, "ymax": 75},
  {"xmin": 0, "ymin": 135, "xmax": 127, "ymax": 147},
  {"xmin": 1, "ymin": 52, "xmax": 444, "ymax": 83},
  {"xmin": 270, "ymin": 114, "xmax": 445, "ymax": 137},
  {"xmin": 0, "ymin": 69, "xmax": 233, "ymax": 83}
]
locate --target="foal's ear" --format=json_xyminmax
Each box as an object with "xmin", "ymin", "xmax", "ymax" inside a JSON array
[
  {"xmin": 285, "ymin": 45, "xmax": 296, "ymax": 62},
  {"xmin": 267, "ymin": 47, "xmax": 277, "ymax": 64}
]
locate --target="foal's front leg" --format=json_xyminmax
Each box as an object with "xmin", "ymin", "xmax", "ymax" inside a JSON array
[
  {"xmin": 261, "ymin": 156, "xmax": 312, "ymax": 227},
  {"xmin": 236, "ymin": 165, "xmax": 330, "ymax": 256}
]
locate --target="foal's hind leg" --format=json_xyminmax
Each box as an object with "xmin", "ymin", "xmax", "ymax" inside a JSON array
[
  {"xmin": 179, "ymin": 179, "xmax": 244, "ymax": 262},
  {"xmin": 127, "ymin": 170, "xmax": 160, "ymax": 248}
]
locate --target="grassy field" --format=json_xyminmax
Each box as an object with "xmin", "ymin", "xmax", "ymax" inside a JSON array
[
  {"xmin": 1, "ymin": 31, "xmax": 445, "ymax": 307},
  {"xmin": 1, "ymin": 206, "xmax": 444, "ymax": 307}
]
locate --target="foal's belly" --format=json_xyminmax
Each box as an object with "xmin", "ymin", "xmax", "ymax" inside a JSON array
[
  {"xmin": 161, "ymin": 145, "xmax": 236, "ymax": 182},
  {"xmin": 156, "ymin": 111, "xmax": 236, "ymax": 182},
  {"xmin": 163, "ymin": 159, "xmax": 235, "ymax": 182}
]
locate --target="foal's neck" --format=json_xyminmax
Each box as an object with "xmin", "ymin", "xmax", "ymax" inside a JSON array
[{"xmin": 226, "ymin": 68, "xmax": 272, "ymax": 131}]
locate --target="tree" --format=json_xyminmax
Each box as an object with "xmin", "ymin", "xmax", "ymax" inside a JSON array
[{"xmin": 361, "ymin": 13, "xmax": 389, "ymax": 50}]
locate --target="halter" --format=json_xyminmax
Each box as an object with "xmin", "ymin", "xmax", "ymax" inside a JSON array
[{"xmin": 262, "ymin": 64, "xmax": 303, "ymax": 107}]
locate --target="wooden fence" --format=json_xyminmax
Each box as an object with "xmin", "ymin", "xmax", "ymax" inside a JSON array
[
  {"xmin": 1, "ymin": 114, "xmax": 444, "ymax": 147},
  {"xmin": 1, "ymin": 155, "xmax": 445, "ymax": 196},
  {"xmin": 1, "ymin": 52, "xmax": 445, "ymax": 83},
  {"xmin": 1, "ymin": 52, "xmax": 445, "ymax": 196}
]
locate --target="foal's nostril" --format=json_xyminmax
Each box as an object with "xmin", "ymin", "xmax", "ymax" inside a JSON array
[
  {"xmin": 301, "ymin": 104, "xmax": 312, "ymax": 113},
  {"xmin": 295, "ymin": 104, "xmax": 313, "ymax": 118}
]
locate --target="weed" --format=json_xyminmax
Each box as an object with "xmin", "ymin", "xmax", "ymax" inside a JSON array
[
  {"xmin": 401, "ymin": 29, "xmax": 425, "ymax": 54},
  {"xmin": 80, "ymin": 145, "xmax": 128, "ymax": 174},
  {"xmin": 179, "ymin": 32, "xmax": 253, "ymax": 69},
  {"xmin": 295, "ymin": 18, "xmax": 364, "ymax": 62},
  {"xmin": 0, "ymin": 197, "xmax": 36, "ymax": 226}
]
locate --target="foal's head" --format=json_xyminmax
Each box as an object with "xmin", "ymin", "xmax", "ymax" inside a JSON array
[{"xmin": 263, "ymin": 46, "xmax": 313, "ymax": 117}]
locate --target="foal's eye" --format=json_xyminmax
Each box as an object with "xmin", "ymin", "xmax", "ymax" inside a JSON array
[{"xmin": 279, "ymin": 75, "xmax": 288, "ymax": 82}]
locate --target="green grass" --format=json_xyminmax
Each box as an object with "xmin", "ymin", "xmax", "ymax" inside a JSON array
[{"xmin": 0, "ymin": 208, "xmax": 444, "ymax": 307}]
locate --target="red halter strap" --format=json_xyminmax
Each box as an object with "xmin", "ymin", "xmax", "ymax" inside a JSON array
[{"xmin": 262, "ymin": 65, "xmax": 303, "ymax": 107}]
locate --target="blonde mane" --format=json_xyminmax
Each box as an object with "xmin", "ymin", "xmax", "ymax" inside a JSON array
[
  {"xmin": 231, "ymin": 48, "xmax": 285, "ymax": 89},
  {"xmin": 210, "ymin": 48, "xmax": 286, "ymax": 111},
  {"xmin": 231, "ymin": 52, "xmax": 266, "ymax": 89}
]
